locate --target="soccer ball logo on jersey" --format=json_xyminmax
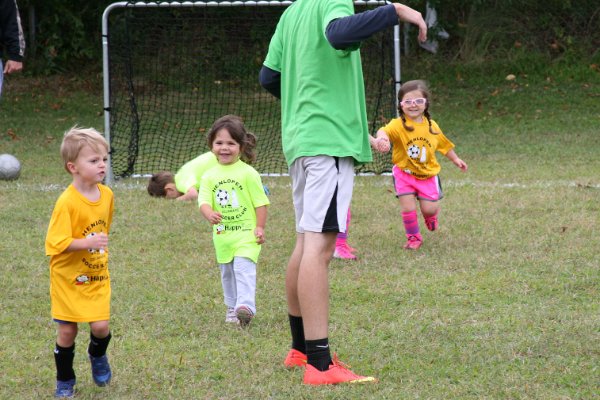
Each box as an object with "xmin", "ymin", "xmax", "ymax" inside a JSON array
[
  {"xmin": 215, "ymin": 188, "xmax": 240, "ymax": 207},
  {"xmin": 407, "ymin": 145, "xmax": 420, "ymax": 159},
  {"xmin": 86, "ymin": 232, "xmax": 105, "ymax": 254},
  {"xmin": 407, "ymin": 144, "xmax": 427, "ymax": 163},
  {"xmin": 216, "ymin": 189, "xmax": 229, "ymax": 206}
]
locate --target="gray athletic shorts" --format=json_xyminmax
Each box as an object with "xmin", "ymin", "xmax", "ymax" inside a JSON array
[{"xmin": 289, "ymin": 155, "xmax": 354, "ymax": 234}]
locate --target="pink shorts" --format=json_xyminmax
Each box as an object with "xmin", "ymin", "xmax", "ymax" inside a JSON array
[{"xmin": 392, "ymin": 165, "xmax": 443, "ymax": 201}]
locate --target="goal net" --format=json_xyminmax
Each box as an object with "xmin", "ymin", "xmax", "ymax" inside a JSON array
[{"xmin": 103, "ymin": 1, "xmax": 398, "ymax": 181}]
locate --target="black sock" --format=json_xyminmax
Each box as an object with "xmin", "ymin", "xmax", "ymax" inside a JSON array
[
  {"xmin": 288, "ymin": 314, "xmax": 305, "ymax": 353},
  {"xmin": 88, "ymin": 332, "xmax": 111, "ymax": 358},
  {"xmin": 306, "ymin": 338, "xmax": 332, "ymax": 371},
  {"xmin": 54, "ymin": 343, "xmax": 76, "ymax": 381}
]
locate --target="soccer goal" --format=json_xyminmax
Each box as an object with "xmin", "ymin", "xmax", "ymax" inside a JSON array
[{"xmin": 102, "ymin": 1, "xmax": 401, "ymax": 184}]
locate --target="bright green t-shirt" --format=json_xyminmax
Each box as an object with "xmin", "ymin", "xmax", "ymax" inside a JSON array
[
  {"xmin": 174, "ymin": 151, "xmax": 218, "ymax": 194},
  {"xmin": 198, "ymin": 160, "xmax": 270, "ymax": 264},
  {"xmin": 263, "ymin": 0, "xmax": 372, "ymax": 166}
]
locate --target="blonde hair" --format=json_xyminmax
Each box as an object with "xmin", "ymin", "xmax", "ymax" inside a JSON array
[{"xmin": 60, "ymin": 126, "xmax": 109, "ymax": 173}]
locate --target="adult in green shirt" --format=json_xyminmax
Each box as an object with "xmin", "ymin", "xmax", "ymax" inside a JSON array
[{"xmin": 260, "ymin": 0, "xmax": 427, "ymax": 385}]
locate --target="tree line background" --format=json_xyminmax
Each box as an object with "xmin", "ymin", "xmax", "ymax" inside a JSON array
[{"xmin": 13, "ymin": 0, "xmax": 600, "ymax": 75}]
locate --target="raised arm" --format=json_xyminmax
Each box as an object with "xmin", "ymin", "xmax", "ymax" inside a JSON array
[{"xmin": 326, "ymin": 2, "xmax": 427, "ymax": 50}]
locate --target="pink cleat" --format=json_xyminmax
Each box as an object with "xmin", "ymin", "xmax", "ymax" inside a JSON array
[
  {"xmin": 425, "ymin": 215, "xmax": 439, "ymax": 231},
  {"xmin": 403, "ymin": 235, "xmax": 423, "ymax": 250},
  {"xmin": 333, "ymin": 242, "xmax": 357, "ymax": 260}
]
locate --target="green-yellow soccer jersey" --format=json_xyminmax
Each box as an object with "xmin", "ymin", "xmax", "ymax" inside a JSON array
[
  {"xmin": 174, "ymin": 151, "xmax": 218, "ymax": 194},
  {"xmin": 381, "ymin": 116, "xmax": 455, "ymax": 180},
  {"xmin": 198, "ymin": 160, "xmax": 270, "ymax": 264},
  {"xmin": 45, "ymin": 184, "xmax": 114, "ymax": 322}
]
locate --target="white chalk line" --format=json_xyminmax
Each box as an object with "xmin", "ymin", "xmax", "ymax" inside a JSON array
[{"xmin": 3, "ymin": 177, "xmax": 599, "ymax": 193}]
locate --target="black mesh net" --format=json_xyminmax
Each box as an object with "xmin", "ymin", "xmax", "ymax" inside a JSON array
[{"xmin": 106, "ymin": 1, "xmax": 396, "ymax": 178}]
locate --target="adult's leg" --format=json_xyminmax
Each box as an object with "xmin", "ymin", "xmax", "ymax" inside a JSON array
[
  {"xmin": 286, "ymin": 233, "xmax": 304, "ymax": 317},
  {"xmin": 297, "ymin": 231, "xmax": 336, "ymax": 339}
]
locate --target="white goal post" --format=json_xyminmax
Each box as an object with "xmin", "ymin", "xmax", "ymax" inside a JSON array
[{"xmin": 102, "ymin": 1, "xmax": 401, "ymax": 185}]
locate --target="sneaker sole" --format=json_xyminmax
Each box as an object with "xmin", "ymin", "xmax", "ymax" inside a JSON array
[
  {"xmin": 333, "ymin": 252, "xmax": 357, "ymax": 260},
  {"xmin": 304, "ymin": 375, "xmax": 378, "ymax": 385}
]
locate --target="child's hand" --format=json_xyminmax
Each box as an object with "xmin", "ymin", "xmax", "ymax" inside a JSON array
[
  {"xmin": 373, "ymin": 137, "xmax": 390, "ymax": 153},
  {"xmin": 88, "ymin": 232, "xmax": 108, "ymax": 252},
  {"xmin": 454, "ymin": 158, "xmax": 468, "ymax": 171},
  {"xmin": 254, "ymin": 227, "xmax": 265, "ymax": 244},
  {"xmin": 207, "ymin": 211, "xmax": 222, "ymax": 225}
]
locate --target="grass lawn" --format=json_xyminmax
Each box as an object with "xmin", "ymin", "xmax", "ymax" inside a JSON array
[{"xmin": 0, "ymin": 66, "xmax": 598, "ymax": 399}]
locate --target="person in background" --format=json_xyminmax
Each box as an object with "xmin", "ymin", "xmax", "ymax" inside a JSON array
[
  {"xmin": 147, "ymin": 151, "xmax": 218, "ymax": 201},
  {"xmin": 260, "ymin": 0, "xmax": 427, "ymax": 385},
  {"xmin": 0, "ymin": 0, "xmax": 25, "ymax": 99}
]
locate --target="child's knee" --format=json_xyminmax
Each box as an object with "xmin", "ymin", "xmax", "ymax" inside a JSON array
[{"xmin": 89, "ymin": 320, "xmax": 110, "ymax": 338}]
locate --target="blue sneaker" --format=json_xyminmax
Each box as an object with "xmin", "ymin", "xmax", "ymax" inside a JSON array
[
  {"xmin": 89, "ymin": 354, "xmax": 112, "ymax": 386},
  {"xmin": 55, "ymin": 378, "xmax": 76, "ymax": 398}
]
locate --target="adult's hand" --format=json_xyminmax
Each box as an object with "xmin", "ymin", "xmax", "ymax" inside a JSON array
[
  {"xmin": 4, "ymin": 60, "xmax": 23, "ymax": 74},
  {"xmin": 393, "ymin": 3, "xmax": 428, "ymax": 42}
]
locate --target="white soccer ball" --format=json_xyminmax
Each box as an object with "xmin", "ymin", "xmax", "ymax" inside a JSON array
[
  {"xmin": 215, "ymin": 189, "xmax": 229, "ymax": 206},
  {"xmin": 407, "ymin": 145, "xmax": 420, "ymax": 159},
  {"xmin": 0, "ymin": 154, "xmax": 21, "ymax": 180}
]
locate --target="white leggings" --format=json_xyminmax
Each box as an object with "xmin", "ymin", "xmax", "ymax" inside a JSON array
[{"xmin": 219, "ymin": 256, "xmax": 256, "ymax": 314}]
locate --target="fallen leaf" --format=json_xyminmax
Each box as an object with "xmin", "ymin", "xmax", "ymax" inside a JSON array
[{"xmin": 7, "ymin": 128, "xmax": 20, "ymax": 141}]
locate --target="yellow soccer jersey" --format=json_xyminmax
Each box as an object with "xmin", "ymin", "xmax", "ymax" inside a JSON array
[
  {"xmin": 381, "ymin": 116, "xmax": 455, "ymax": 179},
  {"xmin": 45, "ymin": 184, "xmax": 114, "ymax": 322}
]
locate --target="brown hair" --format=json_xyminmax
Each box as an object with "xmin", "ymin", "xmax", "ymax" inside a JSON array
[
  {"xmin": 397, "ymin": 80, "xmax": 439, "ymax": 135},
  {"xmin": 207, "ymin": 115, "xmax": 257, "ymax": 163},
  {"xmin": 147, "ymin": 171, "xmax": 175, "ymax": 197}
]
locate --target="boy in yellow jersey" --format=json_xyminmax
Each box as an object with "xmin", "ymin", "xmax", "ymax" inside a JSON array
[{"xmin": 45, "ymin": 127, "xmax": 114, "ymax": 398}]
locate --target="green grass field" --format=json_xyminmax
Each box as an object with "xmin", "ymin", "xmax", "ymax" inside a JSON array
[{"xmin": 1, "ymin": 67, "xmax": 599, "ymax": 399}]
